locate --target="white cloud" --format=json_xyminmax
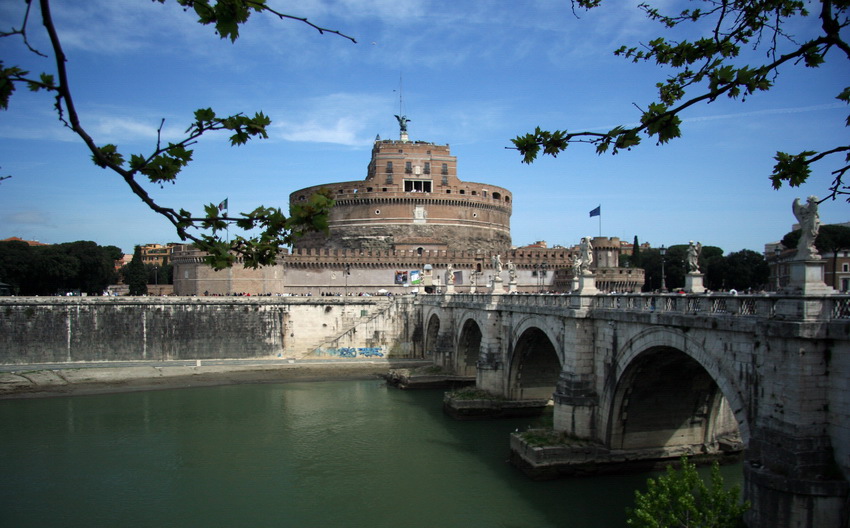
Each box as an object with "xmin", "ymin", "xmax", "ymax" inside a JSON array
[
  {"xmin": 3, "ymin": 210, "xmax": 55, "ymax": 227},
  {"xmin": 270, "ymin": 92, "xmax": 389, "ymax": 146}
]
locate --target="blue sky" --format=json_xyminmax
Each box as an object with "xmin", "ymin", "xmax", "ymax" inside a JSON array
[{"xmin": 1, "ymin": 0, "xmax": 847, "ymax": 255}]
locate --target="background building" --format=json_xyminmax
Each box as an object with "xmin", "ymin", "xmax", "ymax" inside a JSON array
[{"xmin": 173, "ymin": 122, "xmax": 643, "ymax": 296}]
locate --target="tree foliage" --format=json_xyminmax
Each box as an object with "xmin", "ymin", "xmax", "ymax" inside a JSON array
[
  {"xmin": 1, "ymin": 1, "xmax": 354, "ymax": 269},
  {"xmin": 637, "ymin": 244, "xmax": 767, "ymax": 292},
  {"xmin": 627, "ymin": 457, "xmax": 749, "ymax": 528},
  {"xmin": 512, "ymin": 1, "xmax": 850, "ymax": 202},
  {"xmin": 0, "ymin": 240, "xmax": 121, "ymax": 295},
  {"xmin": 126, "ymin": 246, "xmax": 148, "ymax": 296}
]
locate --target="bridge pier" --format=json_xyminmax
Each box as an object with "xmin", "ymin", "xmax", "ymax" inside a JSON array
[
  {"xmin": 552, "ymin": 372, "xmax": 598, "ymax": 441},
  {"xmin": 476, "ymin": 351, "xmax": 504, "ymax": 395}
]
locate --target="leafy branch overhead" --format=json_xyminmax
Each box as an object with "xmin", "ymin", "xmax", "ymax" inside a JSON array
[
  {"xmin": 1, "ymin": 0, "xmax": 355, "ymax": 269},
  {"xmin": 513, "ymin": 0, "xmax": 850, "ymax": 202}
]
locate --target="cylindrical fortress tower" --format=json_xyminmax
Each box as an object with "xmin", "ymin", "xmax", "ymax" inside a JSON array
[{"xmin": 290, "ymin": 136, "xmax": 512, "ymax": 253}]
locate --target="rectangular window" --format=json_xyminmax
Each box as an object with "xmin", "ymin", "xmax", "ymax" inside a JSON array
[
  {"xmin": 424, "ymin": 162, "xmax": 431, "ymax": 174},
  {"xmin": 404, "ymin": 180, "xmax": 432, "ymax": 192},
  {"xmin": 441, "ymin": 163, "xmax": 448, "ymax": 175},
  {"xmin": 405, "ymin": 161, "xmax": 412, "ymax": 174},
  {"xmin": 386, "ymin": 161, "xmax": 393, "ymax": 173}
]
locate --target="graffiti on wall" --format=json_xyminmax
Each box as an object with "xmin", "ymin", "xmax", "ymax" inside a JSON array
[{"xmin": 314, "ymin": 346, "xmax": 384, "ymax": 358}]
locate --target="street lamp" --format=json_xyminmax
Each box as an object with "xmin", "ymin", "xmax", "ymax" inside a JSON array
[
  {"xmin": 659, "ymin": 245, "xmax": 667, "ymax": 293},
  {"xmin": 533, "ymin": 262, "xmax": 548, "ymax": 293},
  {"xmin": 540, "ymin": 262, "xmax": 548, "ymax": 293},
  {"xmin": 774, "ymin": 246, "xmax": 782, "ymax": 291}
]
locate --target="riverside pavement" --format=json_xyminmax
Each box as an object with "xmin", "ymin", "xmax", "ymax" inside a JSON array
[{"xmin": 0, "ymin": 358, "xmax": 432, "ymax": 398}]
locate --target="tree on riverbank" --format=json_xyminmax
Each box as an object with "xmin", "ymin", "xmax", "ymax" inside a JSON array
[
  {"xmin": 126, "ymin": 246, "xmax": 148, "ymax": 296},
  {"xmin": 0, "ymin": 240, "xmax": 121, "ymax": 295},
  {"xmin": 627, "ymin": 457, "xmax": 749, "ymax": 528}
]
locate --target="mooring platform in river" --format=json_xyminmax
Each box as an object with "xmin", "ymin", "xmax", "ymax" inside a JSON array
[
  {"xmin": 383, "ymin": 367, "xmax": 475, "ymax": 390},
  {"xmin": 441, "ymin": 388, "xmax": 551, "ymax": 420},
  {"xmin": 509, "ymin": 430, "xmax": 744, "ymax": 480}
]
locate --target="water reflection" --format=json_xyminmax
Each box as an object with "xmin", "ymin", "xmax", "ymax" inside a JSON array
[{"xmin": 0, "ymin": 380, "xmax": 742, "ymax": 528}]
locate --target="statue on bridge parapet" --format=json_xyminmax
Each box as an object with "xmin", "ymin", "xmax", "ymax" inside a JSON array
[
  {"xmin": 687, "ymin": 241, "xmax": 702, "ymax": 273},
  {"xmin": 491, "ymin": 254, "xmax": 503, "ymax": 274},
  {"xmin": 792, "ymin": 196, "xmax": 821, "ymax": 260},
  {"xmin": 578, "ymin": 236, "xmax": 594, "ymax": 275},
  {"xmin": 685, "ymin": 241, "xmax": 706, "ymax": 293},
  {"xmin": 576, "ymin": 237, "xmax": 599, "ymax": 296},
  {"xmin": 782, "ymin": 196, "xmax": 834, "ymax": 297},
  {"xmin": 507, "ymin": 260, "xmax": 517, "ymax": 293}
]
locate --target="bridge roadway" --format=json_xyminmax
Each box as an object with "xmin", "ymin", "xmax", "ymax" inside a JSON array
[{"xmin": 417, "ymin": 291, "xmax": 850, "ymax": 528}]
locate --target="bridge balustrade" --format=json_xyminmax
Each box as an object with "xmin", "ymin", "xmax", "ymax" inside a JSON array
[{"xmin": 419, "ymin": 292, "xmax": 850, "ymax": 321}]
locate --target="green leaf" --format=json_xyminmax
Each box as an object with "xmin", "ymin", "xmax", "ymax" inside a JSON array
[
  {"xmin": 771, "ymin": 150, "xmax": 816, "ymax": 189},
  {"xmin": 91, "ymin": 144, "xmax": 125, "ymax": 168}
]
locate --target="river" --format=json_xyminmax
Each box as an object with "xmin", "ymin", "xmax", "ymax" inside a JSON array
[{"xmin": 0, "ymin": 379, "xmax": 742, "ymax": 527}]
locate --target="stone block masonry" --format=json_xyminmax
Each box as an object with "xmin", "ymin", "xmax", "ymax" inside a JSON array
[{"xmin": 0, "ymin": 297, "xmax": 419, "ymax": 364}]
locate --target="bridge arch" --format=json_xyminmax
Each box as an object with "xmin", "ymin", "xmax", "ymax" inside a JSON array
[
  {"xmin": 507, "ymin": 325, "xmax": 561, "ymax": 400},
  {"xmin": 604, "ymin": 326, "xmax": 748, "ymax": 453},
  {"xmin": 456, "ymin": 317, "xmax": 483, "ymax": 377},
  {"xmin": 424, "ymin": 312, "xmax": 441, "ymax": 362}
]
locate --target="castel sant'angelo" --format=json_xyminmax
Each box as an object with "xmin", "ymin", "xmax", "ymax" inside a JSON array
[{"xmin": 172, "ymin": 117, "xmax": 644, "ymax": 295}]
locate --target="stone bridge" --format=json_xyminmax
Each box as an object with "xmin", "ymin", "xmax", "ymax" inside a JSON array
[{"xmin": 417, "ymin": 292, "xmax": 850, "ymax": 528}]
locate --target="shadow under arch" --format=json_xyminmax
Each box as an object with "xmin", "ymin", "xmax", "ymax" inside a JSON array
[
  {"xmin": 456, "ymin": 318, "xmax": 482, "ymax": 377},
  {"xmin": 424, "ymin": 312, "xmax": 441, "ymax": 363},
  {"xmin": 606, "ymin": 345, "xmax": 742, "ymax": 457},
  {"xmin": 608, "ymin": 326, "xmax": 750, "ymax": 445},
  {"xmin": 508, "ymin": 326, "xmax": 561, "ymax": 400}
]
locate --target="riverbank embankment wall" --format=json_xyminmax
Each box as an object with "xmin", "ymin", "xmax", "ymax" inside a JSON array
[{"xmin": 0, "ymin": 297, "xmax": 420, "ymax": 364}]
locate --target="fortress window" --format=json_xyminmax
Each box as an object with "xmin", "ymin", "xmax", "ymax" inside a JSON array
[
  {"xmin": 386, "ymin": 162, "xmax": 393, "ymax": 173},
  {"xmin": 417, "ymin": 247, "xmax": 423, "ymax": 255},
  {"xmin": 441, "ymin": 163, "xmax": 448, "ymax": 175},
  {"xmin": 442, "ymin": 175, "xmax": 448, "ymax": 185},
  {"xmin": 366, "ymin": 187, "xmax": 373, "ymax": 192},
  {"xmin": 471, "ymin": 191, "xmax": 477, "ymax": 196},
  {"xmin": 424, "ymin": 162, "xmax": 431, "ymax": 174},
  {"xmin": 404, "ymin": 180, "xmax": 432, "ymax": 192},
  {"xmin": 386, "ymin": 175, "xmax": 393, "ymax": 184},
  {"xmin": 459, "ymin": 189, "xmax": 465, "ymax": 194},
  {"xmin": 492, "ymin": 192, "xmax": 501, "ymax": 200},
  {"xmin": 405, "ymin": 162, "xmax": 412, "ymax": 174},
  {"xmin": 505, "ymin": 196, "xmax": 511, "ymax": 203}
]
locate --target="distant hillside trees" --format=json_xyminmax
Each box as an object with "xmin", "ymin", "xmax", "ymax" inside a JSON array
[{"xmin": 0, "ymin": 240, "xmax": 122, "ymax": 295}]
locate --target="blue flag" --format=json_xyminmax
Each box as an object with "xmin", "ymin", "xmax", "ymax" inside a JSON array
[{"xmin": 589, "ymin": 206, "xmax": 601, "ymax": 217}]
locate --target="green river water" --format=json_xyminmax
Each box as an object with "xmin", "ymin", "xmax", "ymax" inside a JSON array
[{"xmin": 0, "ymin": 379, "xmax": 742, "ymax": 527}]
